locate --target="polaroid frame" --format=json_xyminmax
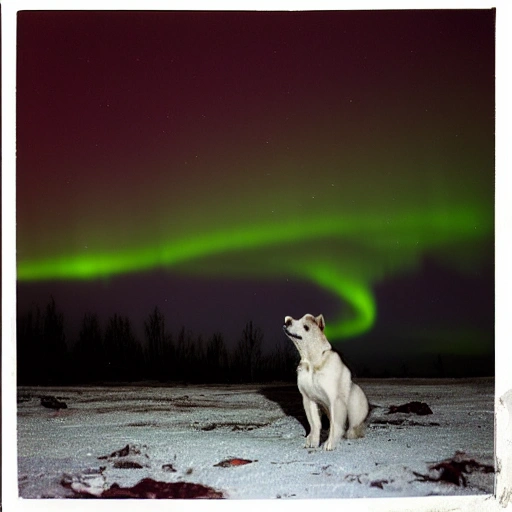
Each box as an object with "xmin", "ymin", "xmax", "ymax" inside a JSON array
[{"xmin": 2, "ymin": 1, "xmax": 510, "ymax": 511}]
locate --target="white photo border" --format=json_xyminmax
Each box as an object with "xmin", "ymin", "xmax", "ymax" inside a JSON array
[{"xmin": 2, "ymin": 1, "xmax": 510, "ymax": 511}]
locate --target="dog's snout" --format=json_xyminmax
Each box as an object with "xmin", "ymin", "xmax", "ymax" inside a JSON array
[{"xmin": 283, "ymin": 316, "xmax": 303, "ymax": 341}]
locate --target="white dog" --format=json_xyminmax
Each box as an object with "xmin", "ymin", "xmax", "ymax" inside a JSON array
[{"xmin": 283, "ymin": 314, "xmax": 369, "ymax": 450}]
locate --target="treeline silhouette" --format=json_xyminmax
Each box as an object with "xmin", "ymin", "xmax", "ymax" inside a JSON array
[{"xmin": 17, "ymin": 297, "xmax": 298, "ymax": 385}]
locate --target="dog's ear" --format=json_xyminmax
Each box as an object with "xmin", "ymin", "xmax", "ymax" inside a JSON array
[{"xmin": 315, "ymin": 314, "xmax": 325, "ymax": 331}]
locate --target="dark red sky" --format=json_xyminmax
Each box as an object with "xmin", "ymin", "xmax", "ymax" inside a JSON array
[{"xmin": 16, "ymin": 10, "xmax": 495, "ymax": 372}]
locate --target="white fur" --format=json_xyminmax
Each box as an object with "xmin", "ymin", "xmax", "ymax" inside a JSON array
[{"xmin": 283, "ymin": 313, "xmax": 369, "ymax": 450}]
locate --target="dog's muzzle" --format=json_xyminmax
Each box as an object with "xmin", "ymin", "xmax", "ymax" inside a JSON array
[{"xmin": 283, "ymin": 325, "xmax": 302, "ymax": 340}]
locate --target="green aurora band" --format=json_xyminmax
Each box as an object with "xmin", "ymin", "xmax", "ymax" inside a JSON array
[
  {"xmin": 15, "ymin": 9, "xmax": 495, "ymax": 348},
  {"xmin": 17, "ymin": 202, "xmax": 492, "ymax": 341}
]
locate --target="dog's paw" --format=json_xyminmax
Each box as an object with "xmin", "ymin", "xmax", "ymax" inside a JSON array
[
  {"xmin": 304, "ymin": 435, "xmax": 320, "ymax": 449},
  {"xmin": 323, "ymin": 438, "xmax": 339, "ymax": 451}
]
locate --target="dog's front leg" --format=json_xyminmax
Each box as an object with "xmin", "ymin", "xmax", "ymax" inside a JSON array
[
  {"xmin": 302, "ymin": 396, "xmax": 321, "ymax": 448},
  {"xmin": 324, "ymin": 398, "xmax": 347, "ymax": 451}
]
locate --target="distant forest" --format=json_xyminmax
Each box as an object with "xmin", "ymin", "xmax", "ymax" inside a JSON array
[
  {"xmin": 17, "ymin": 296, "xmax": 299, "ymax": 385},
  {"xmin": 17, "ymin": 297, "xmax": 493, "ymax": 385}
]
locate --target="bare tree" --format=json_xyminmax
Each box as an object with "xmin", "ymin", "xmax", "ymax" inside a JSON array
[
  {"xmin": 206, "ymin": 332, "xmax": 229, "ymax": 382},
  {"xmin": 73, "ymin": 312, "xmax": 103, "ymax": 382},
  {"xmin": 104, "ymin": 313, "xmax": 142, "ymax": 381},
  {"xmin": 174, "ymin": 327, "xmax": 200, "ymax": 381},
  {"xmin": 266, "ymin": 334, "xmax": 297, "ymax": 380},
  {"xmin": 42, "ymin": 296, "xmax": 68, "ymax": 383},
  {"xmin": 144, "ymin": 307, "xmax": 167, "ymax": 379},
  {"xmin": 235, "ymin": 321, "xmax": 263, "ymax": 382},
  {"xmin": 17, "ymin": 306, "xmax": 43, "ymax": 384}
]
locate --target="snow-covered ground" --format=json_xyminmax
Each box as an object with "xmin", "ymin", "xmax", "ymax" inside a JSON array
[{"xmin": 17, "ymin": 378, "xmax": 495, "ymax": 500}]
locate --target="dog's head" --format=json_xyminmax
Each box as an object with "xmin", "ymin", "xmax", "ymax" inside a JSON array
[{"xmin": 283, "ymin": 313, "xmax": 326, "ymax": 344}]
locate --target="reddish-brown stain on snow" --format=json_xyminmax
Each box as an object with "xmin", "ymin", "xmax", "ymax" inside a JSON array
[
  {"xmin": 214, "ymin": 458, "xmax": 254, "ymax": 467},
  {"xmin": 74, "ymin": 478, "xmax": 224, "ymax": 499}
]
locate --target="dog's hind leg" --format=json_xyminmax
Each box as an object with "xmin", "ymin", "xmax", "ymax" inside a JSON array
[
  {"xmin": 346, "ymin": 384, "xmax": 369, "ymax": 439},
  {"xmin": 324, "ymin": 398, "xmax": 347, "ymax": 450},
  {"xmin": 303, "ymin": 397, "xmax": 321, "ymax": 448},
  {"xmin": 346, "ymin": 422, "xmax": 366, "ymax": 439}
]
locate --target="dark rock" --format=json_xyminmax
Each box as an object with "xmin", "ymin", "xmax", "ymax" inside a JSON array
[
  {"xmin": 113, "ymin": 460, "xmax": 144, "ymax": 469},
  {"xmin": 370, "ymin": 479, "xmax": 389, "ymax": 489},
  {"xmin": 387, "ymin": 401, "xmax": 433, "ymax": 415},
  {"xmin": 98, "ymin": 444, "xmax": 140, "ymax": 460},
  {"xmin": 40, "ymin": 396, "xmax": 67, "ymax": 410}
]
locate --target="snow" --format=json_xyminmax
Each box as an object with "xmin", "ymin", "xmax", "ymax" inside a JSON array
[{"xmin": 17, "ymin": 379, "xmax": 495, "ymax": 501}]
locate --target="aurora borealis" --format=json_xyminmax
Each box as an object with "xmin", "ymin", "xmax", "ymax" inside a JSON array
[{"xmin": 16, "ymin": 9, "xmax": 495, "ymax": 371}]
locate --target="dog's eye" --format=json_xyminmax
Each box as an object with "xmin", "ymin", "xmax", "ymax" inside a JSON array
[{"xmin": 303, "ymin": 325, "xmax": 309, "ymax": 331}]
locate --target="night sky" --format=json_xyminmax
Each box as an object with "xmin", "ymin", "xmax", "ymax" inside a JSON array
[{"xmin": 16, "ymin": 9, "xmax": 495, "ymax": 375}]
